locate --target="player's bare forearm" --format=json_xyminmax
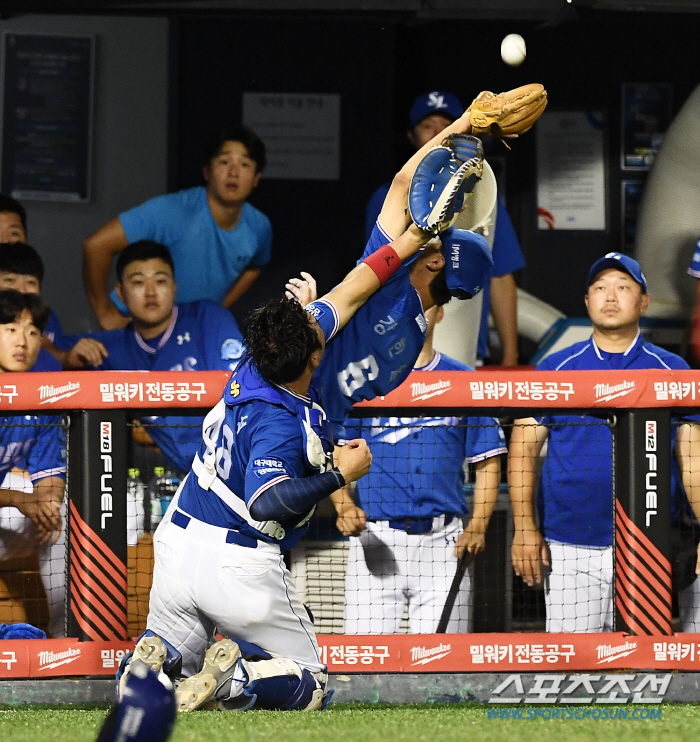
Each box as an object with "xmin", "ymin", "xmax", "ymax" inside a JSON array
[
  {"xmin": 2, "ymin": 477, "xmax": 63, "ymax": 544},
  {"xmin": 330, "ymin": 486, "xmax": 367, "ymax": 537},
  {"xmin": 222, "ymin": 267, "xmax": 262, "ymax": 309},
  {"xmin": 323, "ymin": 225, "xmax": 427, "ymax": 332},
  {"xmin": 508, "ymin": 418, "xmax": 546, "ymax": 528},
  {"xmin": 508, "ymin": 418, "xmax": 548, "ymax": 584},
  {"xmin": 490, "ymin": 273, "xmax": 519, "ymax": 366},
  {"xmin": 470, "ymin": 456, "xmax": 501, "ymax": 531},
  {"xmin": 379, "ymin": 111, "xmax": 473, "ymax": 237},
  {"xmin": 83, "ymin": 218, "xmax": 129, "ymax": 320},
  {"xmin": 456, "ymin": 456, "xmax": 501, "ymax": 558}
]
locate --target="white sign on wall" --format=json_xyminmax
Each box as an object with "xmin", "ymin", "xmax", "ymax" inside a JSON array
[
  {"xmin": 536, "ymin": 111, "xmax": 606, "ymax": 231},
  {"xmin": 243, "ymin": 92, "xmax": 340, "ymax": 180}
]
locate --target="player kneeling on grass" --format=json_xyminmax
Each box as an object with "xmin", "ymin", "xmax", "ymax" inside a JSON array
[
  {"xmin": 116, "ymin": 222, "xmax": 444, "ymax": 711},
  {"xmin": 116, "ymin": 92, "xmax": 538, "ymax": 711},
  {"xmin": 0, "ymin": 290, "xmax": 66, "ymax": 634}
]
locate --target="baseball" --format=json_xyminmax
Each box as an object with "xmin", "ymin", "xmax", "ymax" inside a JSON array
[{"xmin": 501, "ymin": 33, "xmax": 526, "ymax": 67}]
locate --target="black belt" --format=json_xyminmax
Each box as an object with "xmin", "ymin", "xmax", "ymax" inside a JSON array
[
  {"xmin": 383, "ymin": 514, "xmax": 454, "ymax": 534},
  {"xmin": 171, "ymin": 509, "xmax": 257, "ymax": 549}
]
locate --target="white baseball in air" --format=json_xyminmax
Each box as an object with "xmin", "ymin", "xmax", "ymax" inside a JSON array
[{"xmin": 501, "ymin": 33, "xmax": 526, "ymax": 67}]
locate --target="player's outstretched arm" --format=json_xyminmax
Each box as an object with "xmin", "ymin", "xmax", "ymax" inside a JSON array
[
  {"xmin": 508, "ymin": 417, "xmax": 549, "ymax": 586},
  {"xmin": 676, "ymin": 421, "xmax": 700, "ymax": 574},
  {"xmin": 456, "ymin": 455, "xmax": 501, "ymax": 559},
  {"xmin": 320, "ymin": 223, "xmax": 427, "ymax": 333},
  {"xmin": 379, "ymin": 110, "xmax": 474, "ymax": 239}
]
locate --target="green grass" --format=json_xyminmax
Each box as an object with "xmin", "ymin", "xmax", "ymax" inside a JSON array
[{"xmin": 3, "ymin": 703, "xmax": 700, "ymax": 742}]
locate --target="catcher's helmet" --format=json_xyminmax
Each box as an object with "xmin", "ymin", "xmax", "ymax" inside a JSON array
[{"xmin": 96, "ymin": 663, "xmax": 176, "ymax": 742}]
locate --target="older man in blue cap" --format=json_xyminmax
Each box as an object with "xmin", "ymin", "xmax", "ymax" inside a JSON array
[{"xmin": 508, "ymin": 252, "xmax": 697, "ymax": 633}]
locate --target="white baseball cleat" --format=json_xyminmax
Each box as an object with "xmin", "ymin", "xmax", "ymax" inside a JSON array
[
  {"xmin": 118, "ymin": 634, "xmax": 168, "ymax": 700},
  {"xmin": 175, "ymin": 638, "xmax": 242, "ymax": 712}
]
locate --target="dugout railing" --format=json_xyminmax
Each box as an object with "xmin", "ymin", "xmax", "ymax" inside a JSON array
[{"xmin": 0, "ymin": 369, "xmax": 699, "ymax": 680}]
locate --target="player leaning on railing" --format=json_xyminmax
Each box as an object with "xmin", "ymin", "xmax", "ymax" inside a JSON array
[
  {"xmin": 509, "ymin": 253, "xmax": 700, "ymax": 633},
  {"xmin": 0, "ymin": 289, "xmax": 66, "ymax": 637}
]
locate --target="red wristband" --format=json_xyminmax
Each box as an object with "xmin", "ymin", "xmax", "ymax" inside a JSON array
[{"xmin": 362, "ymin": 244, "xmax": 402, "ymax": 287}]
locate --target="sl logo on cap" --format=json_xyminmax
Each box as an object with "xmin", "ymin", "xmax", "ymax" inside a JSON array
[{"xmin": 427, "ymin": 91, "xmax": 447, "ymax": 110}]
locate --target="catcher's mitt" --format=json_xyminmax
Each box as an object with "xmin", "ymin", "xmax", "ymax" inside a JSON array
[
  {"xmin": 468, "ymin": 83, "xmax": 547, "ymax": 138},
  {"xmin": 408, "ymin": 138, "xmax": 483, "ymax": 236}
]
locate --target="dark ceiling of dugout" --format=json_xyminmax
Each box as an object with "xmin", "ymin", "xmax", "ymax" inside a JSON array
[{"xmin": 3, "ymin": 0, "xmax": 700, "ymax": 18}]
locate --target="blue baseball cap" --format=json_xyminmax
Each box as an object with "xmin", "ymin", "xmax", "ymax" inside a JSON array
[
  {"xmin": 409, "ymin": 90, "xmax": 463, "ymax": 129},
  {"xmin": 587, "ymin": 252, "xmax": 648, "ymax": 293},
  {"xmin": 441, "ymin": 228, "xmax": 493, "ymax": 300}
]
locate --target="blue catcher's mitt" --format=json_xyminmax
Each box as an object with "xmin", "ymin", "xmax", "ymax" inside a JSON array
[{"xmin": 408, "ymin": 136, "xmax": 483, "ymax": 236}]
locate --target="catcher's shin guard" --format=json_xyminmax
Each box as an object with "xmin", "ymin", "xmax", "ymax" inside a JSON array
[
  {"xmin": 117, "ymin": 630, "xmax": 182, "ymax": 701},
  {"xmin": 176, "ymin": 637, "xmax": 331, "ymax": 712},
  {"xmin": 237, "ymin": 657, "xmax": 332, "ymax": 711}
]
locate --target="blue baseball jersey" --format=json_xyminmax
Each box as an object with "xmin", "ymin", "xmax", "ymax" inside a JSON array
[
  {"xmin": 345, "ymin": 353, "xmax": 506, "ymax": 521},
  {"xmin": 365, "ymin": 184, "xmax": 525, "ymax": 360},
  {"xmin": 32, "ymin": 348, "xmax": 62, "ymax": 372},
  {"xmin": 115, "ymin": 186, "xmax": 272, "ymax": 309},
  {"xmin": 178, "ymin": 361, "xmax": 332, "ymax": 550},
  {"xmin": 44, "ymin": 309, "xmax": 73, "ymax": 352},
  {"xmin": 536, "ymin": 333, "xmax": 690, "ymax": 547},
  {"xmin": 0, "ymin": 413, "xmax": 66, "ymax": 483},
  {"xmin": 688, "ymin": 239, "xmax": 700, "ymax": 279},
  {"xmin": 308, "ymin": 221, "xmax": 426, "ymax": 438},
  {"xmin": 86, "ymin": 300, "xmax": 243, "ymax": 472}
]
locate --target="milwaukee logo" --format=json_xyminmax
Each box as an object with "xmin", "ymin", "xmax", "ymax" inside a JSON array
[
  {"xmin": 596, "ymin": 641, "xmax": 638, "ymax": 664},
  {"xmin": 39, "ymin": 381, "xmax": 81, "ymax": 404},
  {"xmin": 410, "ymin": 643, "xmax": 452, "ymax": 665},
  {"xmin": 38, "ymin": 647, "xmax": 81, "ymax": 671},
  {"xmin": 594, "ymin": 380, "xmax": 635, "ymax": 403},
  {"xmin": 411, "ymin": 379, "xmax": 451, "ymax": 401}
]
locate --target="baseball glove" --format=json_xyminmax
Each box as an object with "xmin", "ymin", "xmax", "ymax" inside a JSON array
[
  {"xmin": 468, "ymin": 83, "xmax": 547, "ymax": 138},
  {"xmin": 408, "ymin": 139, "xmax": 483, "ymax": 236}
]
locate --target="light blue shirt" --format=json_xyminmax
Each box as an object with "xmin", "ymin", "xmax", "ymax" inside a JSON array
[{"xmin": 113, "ymin": 185, "xmax": 272, "ymax": 310}]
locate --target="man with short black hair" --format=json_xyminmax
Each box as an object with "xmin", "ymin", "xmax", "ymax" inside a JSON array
[
  {"xmin": 0, "ymin": 195, "xmax": 27, "ymax": 244},
  {"xmin": 72, "ymin": 240, "xmax": 244, "ymax": 474},
  {"xmin": 84, "ymin": 126, "xmax": 272, "ymax": 329}
]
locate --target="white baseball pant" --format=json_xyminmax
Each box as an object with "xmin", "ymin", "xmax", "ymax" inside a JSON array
[
  {"xmin": 344, "ymin": 516, "xmax": 471, "ymax": 634},
  {"xmin": 544, "ymin": 541, "xmax": 613, "ymax": 633},
  {"xmin": 146, "ymin": 486, "xmax": 324, "ymax": 678}
]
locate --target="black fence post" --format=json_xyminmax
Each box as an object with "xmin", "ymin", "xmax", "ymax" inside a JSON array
[
  {"xmin": 67, "ymin": 410, "xmax": 129, "ymax": 640},
  {"xmin": 613, "ymin": 409, "xmax": 673, "ymax": 635}
]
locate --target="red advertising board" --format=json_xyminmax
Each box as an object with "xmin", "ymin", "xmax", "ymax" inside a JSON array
[
  {"xmin": 3, "ymin": 634, "xmax": 700, "ymax": 678},
  {"xmin": 0, "ymin": 369, "xmax": 697, "ymax": 411}
]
